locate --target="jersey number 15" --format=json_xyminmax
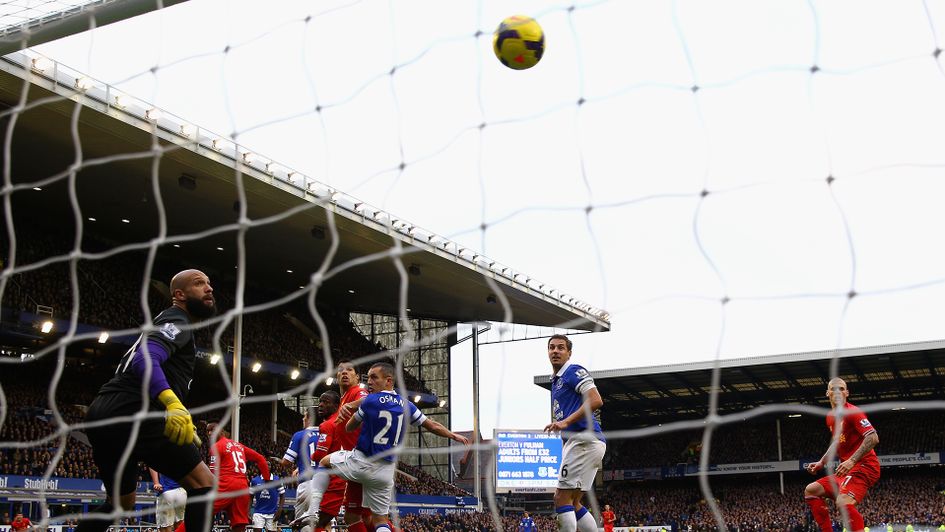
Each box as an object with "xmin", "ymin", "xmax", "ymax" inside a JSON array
[{"xmin": 231, "ymin": 450, "xmax": 246, "ymax": 474}]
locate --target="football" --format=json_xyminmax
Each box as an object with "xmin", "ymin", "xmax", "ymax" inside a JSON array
[{"xmin": 493, "ymin": 15, "xmax": 545, "ymax": 70}]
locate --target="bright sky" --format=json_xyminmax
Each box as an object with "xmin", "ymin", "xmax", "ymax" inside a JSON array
[{"xmin": 31, "ymin": 0, "xmax": 945, "ymax": 436}]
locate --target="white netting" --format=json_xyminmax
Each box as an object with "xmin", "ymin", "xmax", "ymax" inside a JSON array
[
  {"xmin": 0, "ymin": 0, "xmax": 102, "ymax": 34},
  {"xmin": 1, "ymin": 0, "xmax": 944, "ymax": 531}
]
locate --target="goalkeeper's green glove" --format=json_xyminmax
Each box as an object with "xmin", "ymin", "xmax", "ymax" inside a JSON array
[{"xmin": 158, "ymin": 389, "xmax": 196, "ymax": 446}]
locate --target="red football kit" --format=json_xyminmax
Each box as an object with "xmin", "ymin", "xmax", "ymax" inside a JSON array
[
  {"xmin": 11, "ymin": 516, "xmax": 32, "ymax": 532},
  {"xmin": 312, "ymin": 411, "xmax": 348, "ymax": 517},
  {"xmin": 209, "ymin": 437, "xmax": 271, "ymax": 525},
  {"xmin": 816, "ymin": 402, "xmax": 880, "ymax": 502},
  {"xmin": 336, "ymin": 384, "xmax": 368, "ymax": 451},
  {"xmin": 338, "ymin": 384, "xmax": 369, "ymax": 515},
  {"xmin": 602, "ymin": 510, "xmax": 616, "ymax": 532}
]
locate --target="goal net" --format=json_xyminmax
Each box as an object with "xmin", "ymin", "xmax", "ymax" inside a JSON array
[{"xmin": 1, "ymin": 1, "xmax": 944, "ymax": 531}]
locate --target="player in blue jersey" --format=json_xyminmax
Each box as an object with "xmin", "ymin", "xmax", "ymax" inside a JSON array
[
  {"xmin": 544, "ymin": 334, "xmax": 606, "ymax": 532},
  {"xmin": 149, "ymin": 469, "xmax": 186, "ymax": 532},
  {"xmin": 250, "ymin": 468, "xmax": 284, "ymax": 532},
  {"xmin": 518, "ymin": 511, "xmax": 536, "ymax": 532},
  {"xmin": 280, "ymin": 408, "xmax": 319, "ymax": 532},
  {"xmin": 320, "ymin": 362, "xmax": 470, "ymax": 532}
]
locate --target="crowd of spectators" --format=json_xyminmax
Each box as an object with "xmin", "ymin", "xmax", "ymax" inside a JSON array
[
  {"xmin": 397, "ymin": 512, "xmax": 557, "ymax": 532},
  {"xmin": 599, "ymin": 470, "xmax": 945, "ymax": 531},
  {"xmin": 0, "ymin": 368, "xmax": 103, "ymax": 479},
  {"xmin": 605, "ymin": 410, "xmax": 945, "ymax": 470},
  {"xmin": 601, "ymin": 477, "xmax": 805, "ymax": 531},
  {"xmin": 200, "ymin": 402, "xmax": 295, "ymax": 465},
  {"xmin": 6, "ymin": 231, "xmax": 945, "ymax": 524},
  {"xmin": 0, "ymin": 234, "xmax": 165, "ymax": 331},
  {"xmin": 0, "ymin": 359, "xmax": 457, "ymax": 497},
  {"xmin": 3, "ymin": 378, "xmax": 945, "ymax": 528},
  {"xmin": 397, "ymin": 462, "xmax": 471, "ymax": 497},
  {"xmin": 0, "ymin": 230, "xmax": 433, "ymax": 395},
  {"xmin": 396, "ymin": 469, "xmax": 945, "ymax": 531}
]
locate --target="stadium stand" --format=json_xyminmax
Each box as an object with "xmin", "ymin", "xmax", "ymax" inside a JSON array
[
  {"xmin": 0, "ymin": 228, "xmax": 433, "ymax": 395},
  {"xmin": 599, "ymin": 470, "xmax": 945, "ymax": 530},
  {"xmin": 0, "ymin": 355, "xmax": 455, "ymax": 498},
  {"xmin": 398, "ymin": 512, "xmax": 558, "ymax": 531},
  {"xmin": 0, "ymin": 32, "xmax": 609, "ymax": 532},
  {"xmin": 604, "ymin": 410, "xmax": 945, "ymax": 470},
  {"xmin": 4, "ymin": 288, "xmax": 945, "ymax": 529},
  {"xmin": 397, "ymin": 462, "xmax": 471, "ymax": 497},
  {"xmin": 3, "ymin": 173, "xmax": 944, "ymax": 530}
]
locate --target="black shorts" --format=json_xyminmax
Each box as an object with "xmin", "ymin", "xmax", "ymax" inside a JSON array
[{"xmin": 86, "ymin": 392, "xmax": 202, "ymax": 496}]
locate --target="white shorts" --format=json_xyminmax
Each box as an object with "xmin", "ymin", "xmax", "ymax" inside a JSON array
[
  {"xmin": 251, "ymin": 513, "xmax": 277, "ymax": 531},
  {"xmin": 328, "ymin": 449, "xmax": 395, "ymax": 515},
  {"xmin": 156, "ymin": 487, "xmax": 187, "ymax": 528},
  {"xmin": 558, "ymin": 433, "xmax": 606, "ymax": 491},
  {"xmin": 294, "ymin": 480, "xmax": 312, "ymax": 519}
]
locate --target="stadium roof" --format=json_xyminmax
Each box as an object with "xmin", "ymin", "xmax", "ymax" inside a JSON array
[
  {"xmin": 535, "ymin": 339, "xmax": 945, "ymax": 427},
  {"xmin": 0, "ymin": 50, "xmax": 609, "ymax": 332},
  {"xmin": 0, "ymin": 0, "xmax": 189, "ymax": 55}
]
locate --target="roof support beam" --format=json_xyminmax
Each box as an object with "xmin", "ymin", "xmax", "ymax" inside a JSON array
[
  {"xmin": 845, "ymin": 358, "xmax": 879, "ymax": 401},
  {"xmin": 922, "ymin": 351, "xmax": 943, "ymax": 397},
  {"xmin": 0, "ymin": 0, "xmax": 191, "ymax": 56},
  {"xmin": 775, "ymin": 365, "xmax": 812, "ymax": 403},
  {"xmin": 738, "ymin": 368, "xmax": 793, "ymax": 409},
  {"xmin": 885, "ymin": 356, "xmax": 910, "ymax": 400},
  {"xmin": 670, "ymin": 372, "xmax": 707, "ymax": 399}
]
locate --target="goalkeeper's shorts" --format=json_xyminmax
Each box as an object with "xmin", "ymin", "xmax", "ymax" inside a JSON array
[{"xmin": 86, "ymin": 392, "xmax": 203, "ymax": 495}]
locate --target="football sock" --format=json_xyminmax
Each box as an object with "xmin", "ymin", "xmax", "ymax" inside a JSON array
[
  {"xmin": 841, "ymin": 503, "xmax": 865, "ymax": 532},
  {"xmin": 183, "ymin": 487, "xmax": 212, "ymax": 532},
  {"xmin": 576, "ymin": 507, "xmax": 598, "ymax": 532},
  {"xmin": 556, "ymin": 505, "xmax": 577, "ymax": 532},
  {"xmin": 309, "ymin": 467, "xmax": 330, "ymax": 518},
  {"xmin": 805, "ymin": 496, "xmax": 832, "ymax": 532}
]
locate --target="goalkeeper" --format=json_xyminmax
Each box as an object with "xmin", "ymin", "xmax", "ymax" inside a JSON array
[{"xmin": 78, "ymin": 270, "xmax": 217, "ymax": 532}]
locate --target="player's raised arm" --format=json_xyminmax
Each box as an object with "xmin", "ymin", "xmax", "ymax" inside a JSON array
[
  {"xmin": 345, "ymin": 407, "xmax": 364, "ymax": 432},
  {"xmin": 336, "ymin": 397, "xmax": 365, "ymax": 425},
  {"xmin": 420, "ymin": 417, "xmax": 470, "ymax": 445},
  {"xmin": 243, "ymin": 445, "xmax": 271, "ymax": 481}
]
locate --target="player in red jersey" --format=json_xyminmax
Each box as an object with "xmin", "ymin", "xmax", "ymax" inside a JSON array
[
  {"xmin": 307, "ymin": 390, "xmax": 344, "ymax": 532},
  {"xmin": 11, "ymin": 512, "xmax": 32, "ymax": 532},
  {"xmin": 601, "ymin": 504, "xmax": 616, "ymax": 532},
  {"xmin": 333, "ymin": 361, "xmax": 370, "ymax": 532},
  {"xmin": 804, "ymin": 377, "xmax": 880, "ymax": 532},
  {"xmin": 207, "ymin": 423, "xmax": 271, "ymax": 532}
]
